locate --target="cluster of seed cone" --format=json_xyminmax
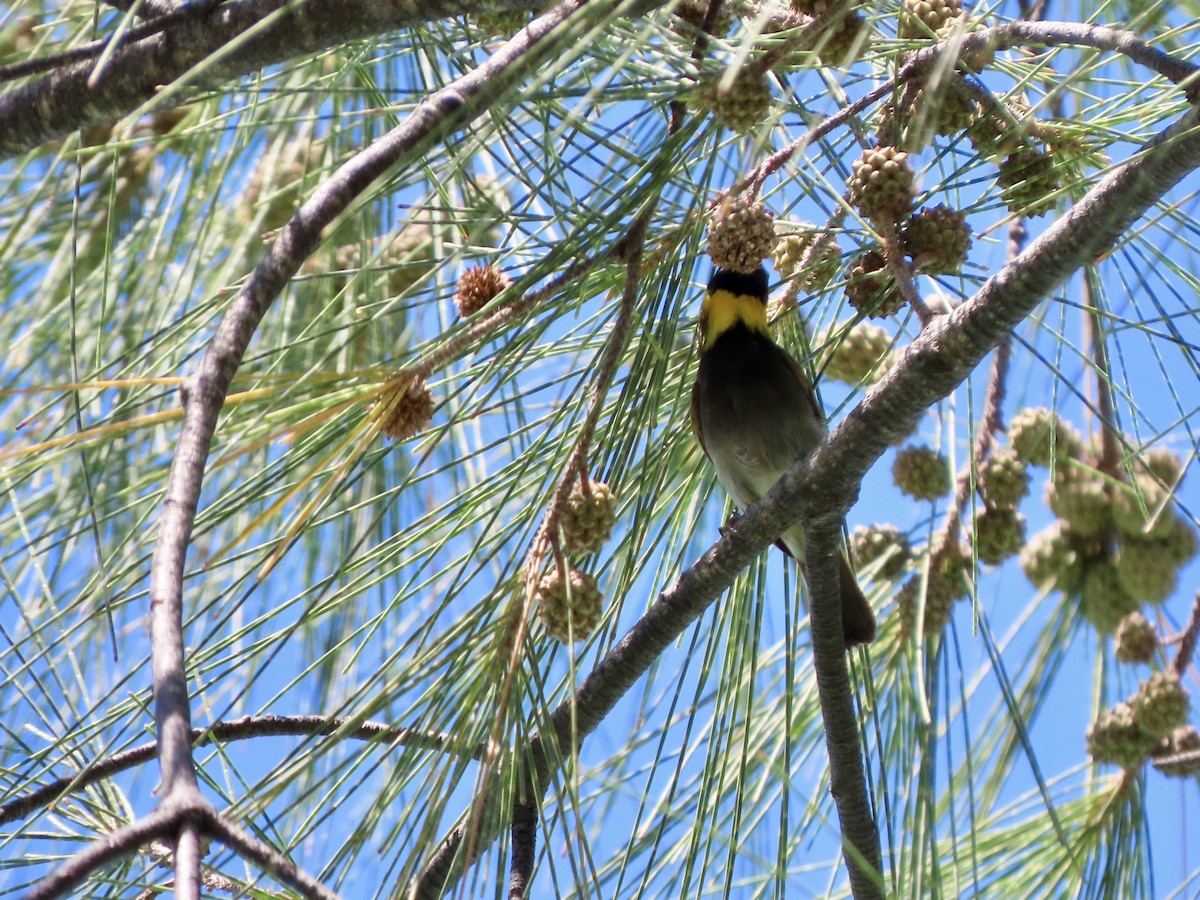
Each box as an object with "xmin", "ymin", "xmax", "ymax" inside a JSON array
[
  {"xmin": 1087, "ymin": 671, "xmax": 1197, "ymax": 775},
  {"xmin": 535, "ymin": 479, "xmax": 620, "ymax": 644},
  {"xmin": 1015, "ymin": 411, "xmax": 1197, "ymax": 635}
]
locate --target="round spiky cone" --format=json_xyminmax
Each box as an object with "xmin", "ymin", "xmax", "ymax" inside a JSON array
[
  {"xmin": 375, "ymin": 373, "xmax": 435, "ymax": 441},
  {"xmin": 973, "ymin": 506, "xmax": 1025, "ymax": 565},
  {"xmin": 1008, "ymin": 407, "xmax": 1083, "ymax": 467},
  {"xmin": 697, "ymin": 65, "xmax": 773, "ymax": 134},
  {"xmin": 897, "ymin": 0, "xmax": 964, "ymax": 39},
  {"xmin": 847, "ymin": 146, "xmax": 916, "ymax": 226},
  {"xmin": 1115, "ymin": 537, "xmax": 1179, "ymax": 605},
  {"xmin": 1153, "ymin": 726, "xmax": 1200, "ymax": 778},
  {"xmin": 1046, "ymin": 466, "xmax": 1111, "ymax": 537},
  {"xmin": 846, "ymin": 250, "xmax": 904, "ymax": 318},
  {"xmin": 1130, "ymin": 671, "xmax": 1190, "ymax": 738},
  {"xmin": 536, "ymin": 568, "xmax": 604, "ymax": 643},
  {"xmin": 937, "ymin": 15, "xmax": 996, "ymax": 72},
  {"xmin": 455, "ymin": 262, "xmax": 509, "ymax": 317},
  {"xmin": 850, "ymin": 524, "xmax": 911, "ymax": 579},
  {"xmin": 1020, "ymin": 520, "xmax": 1088, "ymax": 595},
  {"xmin": 812, "ymin": 11, "xmax": 870, "ymax": 67},
  {"xmin": 978, "ymin": 448, "xmax": 1030, "ymax": 510},
  {"xmin": 898, "ymin": 541, "xmax": 970, "ymax": 639},
  {"xmin": 893, "ymin": 76, "xmax": 977, "ymax": 151},
  {"xmin": 1080, "ymin": 562, "xmax": 1141, "ymax": 634},
  {"xmin": 1087, "ymin": 703, "xmax": 1157, "ymax": 769},
  {"xmin": 707, "ymin": 195, "xmax": 776, "ymax": 272},
  {"xmin": 1143, "ymin": 448, "xmax": 1185, "ymax": 486},
  {"xmin": 1111, "ymin": 472, "xmax": 1176, "ymax": 540},
  {"xmin": 966, "ymin": 99, "xmax": 1029, "ymax": 160},
  {"xmin": 822, "ymin": 321, "xmax": 891, "ymax": 384},
  {"xmin": 772, "ymin": 230, "xmax": 840, "ymax": 290},
  {"xmin": 671, "ymin": 0, "xmax": 735, "ymax": 37},
  {"xmin": 1114, "ymin": 612, "xmax": 1157, "ymax": 664},
  {"xmin": 898, "ymin": 574, "xmax": 955, "ymax": 639},
  {"xmin": 997, "ymin": 145, "xmax": 1060, "ymax": 217},
  {"xmin": 900, "ymin": 205, "xmax": 971, "ymax": 274},
  {"xmin": 893, "ymin": 445, "xmax": 951, "ymax": 501},
  {"xmin": 558, "ymin": 480, "xmax": 619, "ymax": 555}
]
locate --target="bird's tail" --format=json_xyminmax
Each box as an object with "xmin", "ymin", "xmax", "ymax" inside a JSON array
[{"xmin": 781, "ymin": 526, "xmax": 877, "ymax": 649}]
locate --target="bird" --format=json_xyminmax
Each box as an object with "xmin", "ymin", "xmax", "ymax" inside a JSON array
[{"xmin": 689, "ymin": 264, "xmax": 876, "ymax": 648}]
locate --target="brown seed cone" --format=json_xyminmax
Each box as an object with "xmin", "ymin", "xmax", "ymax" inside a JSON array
[
  {"xmin": 997, "ymin": 145, "xmax": 1060, "ymax": 217},
  {"xmin": 892, "ymin": 445, "xmax": 952, "ymax": 501},
  {"xmin": 1086, "ymin": 703, "xmax": 1157, "ymax": 770},
  {"xmin": 375, "ymin": 373, "xmax": 435, "ymax": 441},
  {"xmin": 696, "ymin": 65, "xmax": 773, "ymax": 134},
  {"xmin": 455, "ymin": 263, "xmax": 510, "ymax": 317},
  {"xmin": 1130, "ymin": 671, "xmax": 1191, "ymax": 738},
  {"xmin": 1153, "ymin": 726, "xmax": 1200, "ymax": 778}
]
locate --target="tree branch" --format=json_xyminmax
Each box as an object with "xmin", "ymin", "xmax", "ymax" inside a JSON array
[
  {"xmin": 24, "ymin": 800, "xmax": 205, "ymax": 900},
  {"xmin": 27, "ymin": 800, "xmax": 344, "ymax": 900},
  {"xmin": 102, "ymin": 0, "xmax": 181, "ymax": 19},
  {"xmin": 0, "ymin": 0, "xmax": 574, "ymax": 158},
  {"xmin": 1171, "ymin": 590, "xmax": 1200, "ymax": 679},
  {"xmin": 507, "ymin": 802, "xmax": 538, "ymax": 899},
  {"xmin": 205, "ymin": 813, "xmax": 344, "ymax": 900},
  {"xmin": 0, "ymin": 714, "xmax": 476, "ymax": 827}
]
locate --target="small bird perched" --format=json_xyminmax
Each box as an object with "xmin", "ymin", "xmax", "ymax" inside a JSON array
[{"xmin": 690, "ymin": 265, "xmax": 876, "ymax": 648}]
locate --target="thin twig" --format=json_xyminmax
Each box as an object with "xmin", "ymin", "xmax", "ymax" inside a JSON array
[
  {"xmin": 206, "ymin": 813, "xmax": 344, "ymax": 900},
  {"xmin": 1082, "ymin": 269, "xmax": 1122, "ymax": 477},
  {"xmin": 0, "ymin": 714, "xmax": 475, "ymax": 827},
  {"xmin": 879, "ymin": 224, "xmax": 934, "ymax": 327},
  {"xmin": 1171, "ymin": 591, "xmax": 1200, "ymax": 679},
  {"xmin": 174, "ymin": 822, "xmax": 203, "ymax": 900}
]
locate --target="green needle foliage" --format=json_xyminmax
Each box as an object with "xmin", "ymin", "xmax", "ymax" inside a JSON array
[{"xmin": 1, "ymin": 1, "xmax": 1198, "ymax": 898}]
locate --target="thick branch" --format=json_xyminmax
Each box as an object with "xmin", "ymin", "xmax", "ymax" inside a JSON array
[
  {"xmin": 0, "ymin": 0, "xmax": 550, "ymax": 157},
  {"xmin": 24, "ymin": 800, "xmax": 204, "ymax": 900},
  {"xmin": 27, "ymin": 800, "xmax": 343, "ymax": 900}
]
